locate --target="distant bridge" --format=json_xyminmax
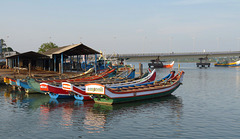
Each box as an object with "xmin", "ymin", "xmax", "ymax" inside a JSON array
[{"xmin": 106, "ymin": 51, "xmax": 240, "ymax": 61}]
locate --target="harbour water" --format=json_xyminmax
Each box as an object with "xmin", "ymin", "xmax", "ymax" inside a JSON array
[{"xmin": 1, "ymin": 63, "xmax": 240, "ymax": 139}]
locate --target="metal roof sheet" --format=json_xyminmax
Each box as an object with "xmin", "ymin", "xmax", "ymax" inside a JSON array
[
  {"xmin": 43, "ymin": 43, "xmax": 100, "ymax": 58},
  {"xmin": 6, "ymin": 51, "xmax": 49, "ymax": 59}
]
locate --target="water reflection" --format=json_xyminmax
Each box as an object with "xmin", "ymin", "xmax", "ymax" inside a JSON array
[
  {"xmin": 2, "ymin": 85, "xmax": 50, "ymax": 110},
  {"xmin": 1, "ymin": 84, "xmax": 183, "ymax": 134},
  {"xmin": 87, "ymin": 95, "xmax": 183, "ymax": 133},
  {"xmin": 40, "ymin": 98, "xmax": 95, "ymax": 129}
]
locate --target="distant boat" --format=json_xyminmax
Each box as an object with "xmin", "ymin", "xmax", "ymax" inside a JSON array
[
  {"xmin": 163, "ymin": 61, "xmax": 175, "ymax": 68},
  {"xmin": 148, "ymin": 58, "xmax": 174, "ymax": 68},
  {"xmin": 214, "ymin": 60, "xmax": 240, "ymax": 67}
]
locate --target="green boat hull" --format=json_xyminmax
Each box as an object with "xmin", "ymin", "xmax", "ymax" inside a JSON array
[
  {"xmin": 27, "ymin": 78, "xmax": 47, "ymax": 94},
  {"xmin": 93, "ymin": 84, "xmax": 181, "ymax": 104}
]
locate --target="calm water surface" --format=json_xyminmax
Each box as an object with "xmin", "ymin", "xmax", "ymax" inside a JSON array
[{"xmin": 1, "ymin": 63, "xmax": 240, "ymax": 139}]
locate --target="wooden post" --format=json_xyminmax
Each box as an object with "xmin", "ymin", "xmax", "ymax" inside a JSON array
[
  {"xmin": 59, "ymin": 63, "xmax": 61, "ymax": 75},
  {"xmin": 61, "ymin": 53, "xmax": 64, "ymax": 74},
  {"xmin": 139, "ymin": 63, "xmax": 143, "ymax": 77},
  {"xmin": 49, "ymin": 59, "xmax": 51, "ymax": 71},
  {"xmin": 77, "ymin": 55, "xmax": 79, "ymax": 72},
  {"xmin": 84, "ymin": 55, "xmax": 87, "ymax": 71},
  {"xmin": 43, "ymin": 59, "xmax": 45, "ymax": 71},
  {"xmin": 5, "ymin": 58, "xmax": 8, "ymax": 69},
  {"xmin": 28, "ymin": 62, "xmax": 31, "ymax": 77},
  {"xmin": 54, "ymin": 55, "xmax": 56, "ymax": 72}
]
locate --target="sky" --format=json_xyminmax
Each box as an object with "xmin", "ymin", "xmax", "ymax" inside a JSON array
[{"xmin": 1, "ymin": 0, "xmax": 240, "ymax": 54}]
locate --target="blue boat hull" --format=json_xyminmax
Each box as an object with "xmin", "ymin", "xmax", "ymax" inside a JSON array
[{"xmin": 49, "ymin": 93, "xmax": 74, "ymax": 99}]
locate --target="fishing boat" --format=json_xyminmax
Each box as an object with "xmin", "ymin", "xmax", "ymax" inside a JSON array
[
  {"xmin": 14, "ymin": 68, "xmax": 95, "ymax": 93},
  {"xmin": 214, "ymin": 60, "xmax": 240, "ymax": 67},
  {"xmin": 27, "ymin": 78, "xmax": 48, "ymax": 94},
  {"xmin": 16, "ymin": 79, "xmax": 38, "ymax": 93},
  {"xmin": 27, "ymin": 67, "xmax": 116, "ymax": 95},
  {"xmin": 148, "ymin": 57, "xmax": 174, "ymax": 68},
  {"xmin": 40, "ymin": 68, "xmax": 142, "ymax": 99},
  {"xmin": 61, "ymin": 69, "xmax": 157, "ymax": 100},
  {"xmin": 85, "ymin": 70, "xmax": 184, "ymax": 104},
  {"xmin": 163, "ymin": 61, "xmax": 174, "ymax": 68},
  {"xmin": 40, "ymin": 83, "xmax": 75, "ymax": 99},
  {"xmin": 42, "ymin": 68, "xmax": 116, "ymax": 83},
  {"xmin": 4, "ymin": 77, "xmax": 10, "ymax": 85},
  {"xmin": 8, "ymin": 78, "xmax": 17, "ymax": 86}
]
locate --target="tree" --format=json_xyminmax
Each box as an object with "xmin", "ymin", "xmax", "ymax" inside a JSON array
[
  {"xmin": 2, "ymin": 47, "xmax": 13, "ymax": 52},
  {"xmin": 38, "ymin": 42, "xmax": 58, "ymax": 53},
  {"xmin": 0, "ymin": 39, "xmax": 6, "ymax": 46}
]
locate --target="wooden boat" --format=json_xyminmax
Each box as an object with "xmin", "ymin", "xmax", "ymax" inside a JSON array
[
  {"xmin": 85, "ymin": 71, "xmax": 184, "ymax": 104},
  {"xmin": 148, "ymin": 58, "xmax": 174, "ymax": 68},
  {"xmin": 163, "ymin": 61, "xmax": 174, "ymax": 68},
  {"xmin": 4, "ymin": 77, "xmax": 10, "ymax": 85},
  {"xmin": 13, "ymin": 68, "xmax": 95, "ymax": 94},
  {"xmin": 40, "ymin": 83, "xmax": 75, "ymax": 99},
  {"xmin": 40, "ymin": 69, "xmax": 152, "ymax": 100},
  {"xmin": 16, "ymin": 79, "xmax": 38, "ymax": 93},
  {"xmin": 111, "ymin": 68, "xmax": 135, "ymax": 80},
  {"xmin": 61, "ymin": 69, "xmax": 158, "ymax": 100},
  {"xmin": 214, "ymin": 60, "xmax": 240, "ymax": 67},
  {"xmin": 27, "ymin": 78, "xmax": 49, "ymax": 94},
  {"xmin": 27, "ymin": 67, "xmax": 116, "ymax": 95},
  {"xmin": 9, "ymin": 78, "xmax": 17, "ymax": 86},
  {"xmin": 41, "ymin": 68, "xmax": 116, "ymax": 83}
]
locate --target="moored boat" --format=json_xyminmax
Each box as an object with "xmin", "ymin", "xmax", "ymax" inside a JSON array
[
  {"xmin": 214, "ymin": 60, "xmax": 240, "ymax": 67},
  {"xmin": 148, "ymin": 58, "xmax": 174, "ymax": 68},
  {"xmin": 61, "ymin": 69, "xmax": 157, "ymax": 100},
  {"xmin": 42, "ymin": 68, "xmax": 116, "ymax": 83},
  {"xmin": 4, "ymin": 77, "xmax": 10, "ymax": 85},
  {"xmin": 85, "ymin": 71, "xmax": 184, "ymax": 104},
  {"xmin": 9, "ymin": 78, "xmax": 17, "ymax": 86},
  {"xmin": 27, "ymin": 78, "xmax": 48, "ymax": 94},
  {"xmin": 40, "ymin": 82, "xmax": 76, "ymax": 99},
  {"xmin": 163, "ymin": 61, "xmax": 174, "ymax": 68},
  {"xmin": 39, "ymin": 68, "xmax": 136, "ymax": 99},
  {"xmin": 16, "ymin": 79, "xmax": 38, "ymax": 93}
]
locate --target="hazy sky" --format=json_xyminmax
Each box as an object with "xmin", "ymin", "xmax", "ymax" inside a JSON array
[{"xmin": 1, "ymin": 0, "xmax": 240, "ymax": 54}]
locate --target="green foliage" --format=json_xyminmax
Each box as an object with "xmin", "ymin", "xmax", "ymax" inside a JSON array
[
  {"xmin": 38, "ymin": 42, "xmax": 58, "ymax": 53},
  {"xmin": 2, "ymin": 47, "xmax": 13, "ymax": 52},
  {"xmin": 0, "ymin": 39, "xmax": 6, "ymax": 46}
]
